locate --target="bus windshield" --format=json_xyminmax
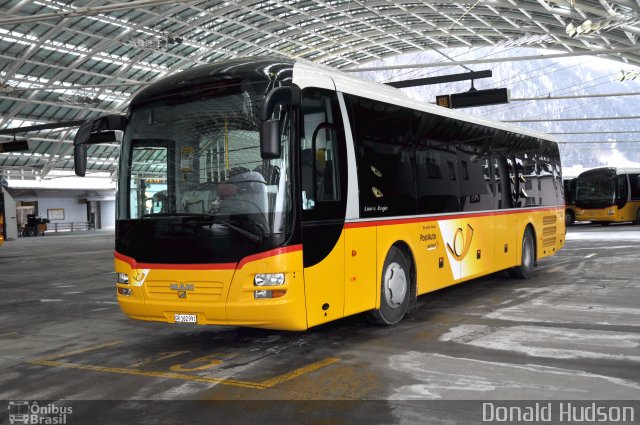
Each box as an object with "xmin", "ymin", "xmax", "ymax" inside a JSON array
[
  {"xmin": 116, "ymin": 81, "xmax": 293, "ymax": 263},
  {"xmin": 576, "ymin": 170, "xmax": 615, "ymax": 208}
]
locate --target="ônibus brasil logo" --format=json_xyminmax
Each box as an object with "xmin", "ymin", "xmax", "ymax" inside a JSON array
[{"xmin": 8, "ymin": 401, "xmax": 73, "ymax": 424}]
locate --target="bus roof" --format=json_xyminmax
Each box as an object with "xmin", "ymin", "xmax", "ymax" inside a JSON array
[
  {"xmin": 578, "ymin": 166, "xmax": 640, "ymax": 176},
  {"xmin": 292, "ymin": 59, "xmax": 556, "ymax": 144},
  {"xmin": 130, "ymin": 56, "xmax": 556, "ymax": 146}
]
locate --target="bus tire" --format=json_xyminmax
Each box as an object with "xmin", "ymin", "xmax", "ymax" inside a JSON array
[
  {"xmin": 600, "ymin": 222, "xmax": 610, "ymax": 226},
  {"xmin": 565, "ymin": 210, "xmax": 574, "ymax": 226},
  {"xmin": 509, "ymin": 227, "xmax": 535, "ymax": 279},
  {"xmin": 634, "ymin": 209, "xmax": 640, "ymax": 225},
  {"xmin": 369, "ymin": 246, "xmax": 410, "ymax": 325}
]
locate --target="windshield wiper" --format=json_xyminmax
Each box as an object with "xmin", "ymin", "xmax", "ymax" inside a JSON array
[
  {"xmin": 123, "ymin": 213, "xmax": 198, "ymax": 241},
  {"xmin": 141, "ymin": 213, "xmax": 197, "ymax": 218},
  {"xmin": 215, "ymin": 219, "xmax": 263, "ymax": 243},
  {"xmin": 130, "ymin": 213, "xmax": 265, "ymax": 243},
  {"xmin": 185, "ymin": 215, "xmax": 264, "ymax": 243}
]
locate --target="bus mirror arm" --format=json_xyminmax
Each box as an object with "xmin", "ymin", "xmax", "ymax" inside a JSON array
[
  {"xmin": 259, "ymin": 86, "xmax": 300, "ymax": 159},
  {"xmin": 74, "ymin": 114, "xmax": 126, "ymax": 177}
]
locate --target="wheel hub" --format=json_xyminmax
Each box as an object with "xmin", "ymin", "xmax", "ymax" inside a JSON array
[
  {"xmin": 523, "ymin": 237, "xmax": 533, "ymax": 269},
  {"xmin": 384, "ymin": 262, "xmax": 407, "ymax": 309}
]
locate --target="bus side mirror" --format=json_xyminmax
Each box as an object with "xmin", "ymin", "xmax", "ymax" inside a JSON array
[
  {"xmin": 74, "ymin": 114, "xmax": 126, "ymax": 177},
  {"xmin": 260, "ymin": 120, "xmax": 281, "ymax": 159},
  {"xmin": 259, "ymin": 86, "xmax": 300, "ymax": 160}
]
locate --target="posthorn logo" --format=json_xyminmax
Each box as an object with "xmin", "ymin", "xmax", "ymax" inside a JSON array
[
  {"xmin": 446, "ymin": 223, "xmax": 474, "ymax": 261},
  {"xmin": 8, "ymin": 401, "xmax": 73, "ymax": 424}
]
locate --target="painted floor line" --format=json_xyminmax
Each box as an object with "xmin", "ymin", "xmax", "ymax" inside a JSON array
[{"xmin": 28, "ymin": 341, "xmax": 340, "ymax": 390}]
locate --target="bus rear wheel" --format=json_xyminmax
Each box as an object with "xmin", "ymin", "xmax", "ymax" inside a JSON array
[
  {"xmin": 509, "ymin": 228, "xmax": 535, "ymax": 279},
  {"xmin": 369, "ymin": 246, "xmax": 410, "ymax": 325}
]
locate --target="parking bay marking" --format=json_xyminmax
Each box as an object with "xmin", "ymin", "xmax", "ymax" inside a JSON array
[{"xmin": 29, "ymin": 341, "xmax": 339, "ymax": 390}]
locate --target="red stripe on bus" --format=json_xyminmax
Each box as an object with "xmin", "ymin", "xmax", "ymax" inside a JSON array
[
  {"xmin": 237, "ymin": 244, "xmax": 302, "ymax": 269},
  {"xmin": 113, "ymin": 251, "xmax": 237, "ymax": 270},
  {"xmin": 344, "ymin": 206, "xmax": 563, "ymax": 229}
]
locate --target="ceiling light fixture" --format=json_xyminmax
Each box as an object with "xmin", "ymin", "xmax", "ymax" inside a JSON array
[
  {"xmin": 618, "ymin": 70, "xmax": 640, "ymax": 81},
  {"xmin": 126, "ymin": 33, "xmax": 183, "ymax": 50},
  {"xmin": 59, "ymin": 94, "xmax": 101, "ymax": 106},
  {"xmin": 566, "ymin": 13, "xmax": 640, "ymax": 38},
  {"xmin": 0, "ymin": 80, "xmax": 15, "ymax": 94},
  {"xmin": 497, "ymin": 33, "xmax": 553, "ymax": 47}
]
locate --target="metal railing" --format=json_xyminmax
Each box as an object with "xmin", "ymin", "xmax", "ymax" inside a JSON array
[{"xmin": 49, "ymin": 221, "xmax": 95, "ymax": 232}]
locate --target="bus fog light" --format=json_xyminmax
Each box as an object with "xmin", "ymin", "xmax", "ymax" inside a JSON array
[
  {"xmin": 116, "ymin": 272, "xmax": 129, "ymax": 284},
  {"xmin": 254, "ymin": 290, "xmax": 271, "ymax": 299},
  {"xmin": 118, "ymin": 287, "xmax": 132, "ymax": 296},
  {"xmin": 254, "ymin": 289, "xmax": 286, "ymax": 299},
  {"xmin": 254, "ymin": 273, "xmax": 285, "ymax": 286}
]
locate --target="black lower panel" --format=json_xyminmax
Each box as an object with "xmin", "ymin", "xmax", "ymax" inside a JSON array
[{"xmin": 301, "ymin": 220, "xmax": 344, "ymax": 268}]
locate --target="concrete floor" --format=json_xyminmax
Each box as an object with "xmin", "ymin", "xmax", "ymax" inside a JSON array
[{"xmin": 1, "ymin": 225, "xmax": 639, "ymax": 424}]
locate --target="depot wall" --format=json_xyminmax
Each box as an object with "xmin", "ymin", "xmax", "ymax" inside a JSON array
[
  {"xmin": 8, "ymin": 188, "xmax": 116, "ymax": 231},
  {"xmin": 100, "ymin": 200, "xmax": 115, "ymax": 229}
]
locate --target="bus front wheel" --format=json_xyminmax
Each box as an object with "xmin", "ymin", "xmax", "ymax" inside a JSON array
[
  {"xmin": 509, "ymin": 228, "xmax": 535, "ymax": 279},
  {"xmin": 369, "ymin": 246, "xmax": 410, "ymax": 325},
  {"xmin": 565, "ymin": 210, "xmax": 574, "ymax": 226}
]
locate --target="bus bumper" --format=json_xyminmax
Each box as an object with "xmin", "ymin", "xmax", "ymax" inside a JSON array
[
  {"xmin": 114, "ymin": 247, "xmax": 307, "ymax": 331},
  {"xmin": 576, "ymin": 207, "xmax": 618, "ymax": 222}
]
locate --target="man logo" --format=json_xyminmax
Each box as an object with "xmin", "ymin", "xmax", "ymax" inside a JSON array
[
  {"xmin": 446, "ymin": 224, "xmax": 474, "ymax": 261},
  {"xmin": 170, "ymin": 283, "xmax": 194, "ymax": 291}
]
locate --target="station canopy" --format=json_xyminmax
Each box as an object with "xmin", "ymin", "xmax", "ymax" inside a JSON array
[{"xmin": 1, "ymin": 0, "xmax": 639, "ymax": 180}]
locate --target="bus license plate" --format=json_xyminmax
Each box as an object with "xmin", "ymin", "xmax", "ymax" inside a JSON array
[{"xmin": 174, "ymin": 314, "xmax": 197, "ymax": 323}]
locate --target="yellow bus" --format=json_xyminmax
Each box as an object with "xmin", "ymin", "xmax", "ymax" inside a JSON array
[
  {"xmin": 73, "ymin": 57, "xmax": 565, "ymax": 330},
  {"xmin": 0, "ymin": 185, "xmax": 6, "ymax": 247},
  {"xmin": 563, "ymin": 177, "xmax": 577, "ymax": 226},
  {"xmin": 0, "ymin": 206, "xmax": 4, "ymax": 248},
  {"xmin": 575, "ymin": 167, "xmax": 640, "ymax": 225}
]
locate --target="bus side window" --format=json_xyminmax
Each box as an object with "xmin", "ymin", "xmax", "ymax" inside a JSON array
[
  {"xmin": 521, "ymin": 156, "xmax": 538, "ymax": 206},
  {"xmin": 617, "ymin": 174, "xmax": 629, "ymax": 206},
  {"xmin": 348, "ymin": 95, "xmax": 415, "ymax": 217},
  {"xmin": 495, "ymin": 157, "xmax": 512, "ymax": 209},
  {"xmin": 538, "ymin": 156, "xmax": 557, "ymax": 206},
  {"xmin": 630, "ymin": 174, "xmax": 640, "ymax": 201},
  {"xmin": 412, "ymin": 111, "xmax": 459, "ymax": 214},
  {"xmin": 506, "ymin": 157, "xmax": 521, "ymax": 207},
  {"xmin": 457, "ymin": 146, "xmax": 493, "ymax": 212}
]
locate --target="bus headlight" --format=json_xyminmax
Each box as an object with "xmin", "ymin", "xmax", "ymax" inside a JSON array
[
  {"xmin": 607, "ymin": 209, "xmax": 615, "ymax": 215},
  {"xmin": 116, "ymin": 272, "xmax": 129, "ymax": 284},
  {"xmin": 254, "ymin": 273, "xmax": 285, "ymax": 286}
]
